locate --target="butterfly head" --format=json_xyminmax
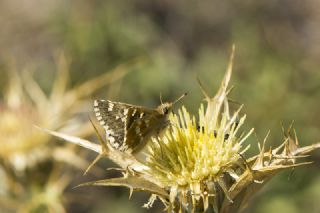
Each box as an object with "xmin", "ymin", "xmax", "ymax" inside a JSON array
[
  {"xmin": 157, "ymin": 102, "xmax": 173, "ymax": 115},
  {"xmin": 157, "ymin": 92, "xmax": 187, "ymax": 115}
]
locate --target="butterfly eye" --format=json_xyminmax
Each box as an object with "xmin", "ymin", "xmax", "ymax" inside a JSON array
[{"xmin": 163, "ymin": 107, "xmax": 169, "ymax": 114}]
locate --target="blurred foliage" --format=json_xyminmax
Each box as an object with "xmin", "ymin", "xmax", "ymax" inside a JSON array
[{"xmin": 0, "ymin": 0, "xmax": 319, "ymax": 212}]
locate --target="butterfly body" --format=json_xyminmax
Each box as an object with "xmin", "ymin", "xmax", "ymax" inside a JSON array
[{"xmin": 93, "ymin": 100, "xmax": 173, "ymax": 154}]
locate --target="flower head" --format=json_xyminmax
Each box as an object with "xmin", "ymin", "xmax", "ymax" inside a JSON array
[
  {"xmin": 0, "ymin": 54, "xmax": 136, "ymax": 212},
  {"xmin": 0, "ymin": 54, "xmax": 132, "ymax": 171},
  {"xmin": 146, "ymin": 104, "xmax": 248, "ymax": 189},
  {"xmin": 141, "ymin": 47, "xmax": 253, "ymax": 210}
]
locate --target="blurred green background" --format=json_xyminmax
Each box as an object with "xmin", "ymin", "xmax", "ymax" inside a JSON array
[{"xmin": 0, "ymin": 0, "xmax": 319, "ymax": 212}]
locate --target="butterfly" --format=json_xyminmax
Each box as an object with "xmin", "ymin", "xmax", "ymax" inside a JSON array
[{"xmin": 93, "ymin": 93, "xmax": 187, "ymax": 154}]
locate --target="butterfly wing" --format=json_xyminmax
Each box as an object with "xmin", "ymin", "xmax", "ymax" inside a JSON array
[
  {"xmin": 93, "ymin": 99, "xmax": 157, "ymax": 152},
  {"xmin": 125, "ymin": 111, "xmax": 169, "ymax": 153},
  {"xmin": 94, "ymin": 100, "xmax": 127, "ymax": 151}
]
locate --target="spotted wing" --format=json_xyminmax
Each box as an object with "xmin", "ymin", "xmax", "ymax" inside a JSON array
[
  {"xmin": 93, "ymin": 99, "xmax": 156, "ymax": 152},
  {"xmin": 125, "ymin": 112, "xmax": 169, "ymax": 153}
]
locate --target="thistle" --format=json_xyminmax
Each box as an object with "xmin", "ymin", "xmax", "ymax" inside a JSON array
[
  {"xmin": 0, "ymin": 54, "xmax": 137, "ymax": 212},
  {"xmin": 44, "ymin": 47, "xmax": 320, "ymax": 213}
]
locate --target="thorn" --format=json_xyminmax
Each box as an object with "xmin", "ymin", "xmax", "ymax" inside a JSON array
[
  {"xmin": 257, "ymin": 130, "xmax": 270, "ymax": 167},
  {"xmin": 288, "ymin": 168, "xmax": 295, "ymax": 181},
  {"xmin": 262, "ymin": 130, "xmax": 271, "ymax": 149},
  {"xmin": 280, "ymin": 121, "xmax": 286, "ymax": 140},
  {"xmin": 267, "ymin": 147, "xmax": 273, "ymax": 165},
  {"xmin": 216, "ymin": 178, "xmax": 233, "ymax": 203},
  {"xmin": 227, "ymin": 97, "xmax": 241, "ymax": 106},
  {"xmin": 293, "ymin": 129, "xmax": 299, "ymax": 146},
  {"xmin": 226, "ymin": 85, "xmax": 234, "ymax": 96},
  {"xmin": 129, "ymin": 187, "xmax": 133, "ymax": 200},
  {"xmin": 288, "ymin": 120, "xmax": 295, "ymax": 134},
  {"xmin": 83, "ymin": 154, "xmax": 103, "ymax": 175},
  {"xmin": 239, "ymin": 153, "xmax": 253, "ymax": 173},
  {"xmin": 89, "ymin": 116, "xmax": 109, "ymax": 152},
  {"xmin": 254, "ymin": 131, "xmax": 261, "ymax": 151},
  {"xmin": 197, "ymin": 77, "xmax": 210, "ymax": 100}
]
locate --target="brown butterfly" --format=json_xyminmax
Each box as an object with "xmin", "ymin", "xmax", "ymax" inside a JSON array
[{"xmin": 93, "ymin": 93, "xmax": 186, "ymax": 154}]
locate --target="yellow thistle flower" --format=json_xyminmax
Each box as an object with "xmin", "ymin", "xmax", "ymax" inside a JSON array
[
  {"xmin": 44, "ymin": 47, "xmax": 320, "ymax": 213},
  {"xmin": 140, "ymin": 47, "xmax": 253, "ymax": 211},
  {"xmin": 145, "ymin": 103, "xmax": 251, "ymax": 197}
]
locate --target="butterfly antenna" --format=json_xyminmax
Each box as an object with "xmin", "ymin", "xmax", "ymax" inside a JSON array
[
  {"xmin": 160, "ymin": 92, "xmax": 163, "ymax": 104},
  {"xmin": 172, "ymin": 92, "xmax": 187, "ymax": 105}
]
